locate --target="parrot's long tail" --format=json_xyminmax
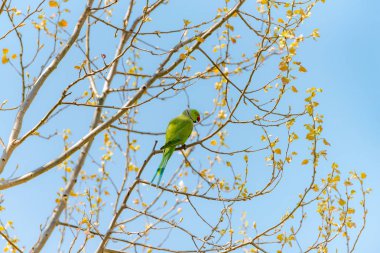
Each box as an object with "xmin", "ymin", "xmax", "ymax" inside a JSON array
[{"xmin": 151, "ymin": 147, "xmax": 175, "ymax": 185}]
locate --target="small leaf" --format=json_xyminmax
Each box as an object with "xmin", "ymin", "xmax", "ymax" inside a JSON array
[
  {"xmin": 183, "ymin": 19, "xmax": 191, "ymax": 26},
  {"xmin": 301, "ymin": 159, "xmax": 309, "ymax": 165},
  {"xmin": 281, "ymin": 76, "xmax": 290, "ymax": 84},
  {"xmin": 58, "ymin": 19, "xmax": 68, "ymax": 27},
  {"xmin": 179, "ymin": 53, "xmax": 187, "ymax": 60},
  {"xmin": 225, "ymin": 23, "xmax": 234, "ymax": 31},
  {"xmin": 299, "ymin": 65, "xmax": 307, "ymax": 72},
  {"xmin": 49, "ymin": 0, "xmax": 59, "ymax": 7},
  {"xmin": 332, "ymin": 162, "xmax": 339, "ymax": 170},
  {"xmin": 196, "ymin": 37, "xmax": 205, "ymax": 43},
  {"xmin": 344, "ymin": 180, "xmax": 353, "ymax": 186},
  {"xmin": 278, "ymin": 61, "xmax": 288, "ymax": 71},
  {"xmin": 338, "ymin": 199, "xmax": 346, "ymax": 206},
  {"xmin": 312, "ymin": 28, "xmax": 320, "ymax": 39},
  {"xmin": 1, "ymin": 55, "xmax": 8, "ymax": 64},
  {"xmin": 81, "ymin": 217, "xmax": 88, "ymax": 224}
]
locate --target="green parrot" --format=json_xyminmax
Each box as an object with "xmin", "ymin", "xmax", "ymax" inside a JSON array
[{"xmin": 151, "ymin": 109, "xmax": 201, "ymax": 185}]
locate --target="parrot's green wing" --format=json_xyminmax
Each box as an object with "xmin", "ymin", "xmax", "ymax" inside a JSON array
[
  {"xmin": 160, "ymin": 139, "xmax": 182, "ymax": 150},
  {"xmin": 164, "ymin": 115, "xmax": 193, "ymax": 148}
]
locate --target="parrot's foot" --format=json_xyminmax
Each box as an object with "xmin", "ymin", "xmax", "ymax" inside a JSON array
[{"xmin": 180, "ymin": 144, "xmax": 187, "ymax": 150}]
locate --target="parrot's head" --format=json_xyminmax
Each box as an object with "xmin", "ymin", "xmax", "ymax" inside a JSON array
[{"xmin": 183, "ymin": 109, "xmax": 200, "ymax": 123}]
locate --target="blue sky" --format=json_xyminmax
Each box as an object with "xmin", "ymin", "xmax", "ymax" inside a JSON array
[
  {"xmin": 307, "ymin": 0, "xmax": 380, "ymax": 251},
  {"xmin": 0, "ymin": 0, "xmax": 379, "ymax": 252}
]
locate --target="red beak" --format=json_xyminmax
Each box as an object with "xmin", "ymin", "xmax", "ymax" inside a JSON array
[{"xmin": 197, "ymin": 116, "xmax": 200, "ymax": 122}]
